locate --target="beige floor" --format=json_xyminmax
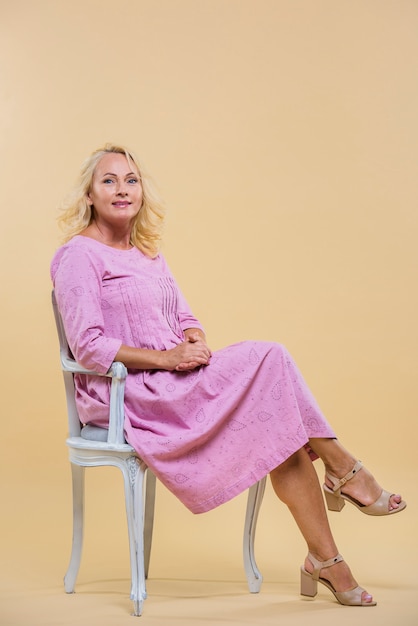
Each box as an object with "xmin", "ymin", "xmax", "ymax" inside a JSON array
[
  {"xmin": 1, "ymin": 577, "xmax": 417, "ymax": 626},
  {"xmin": 1, "ymin": 466, "xmax": 417, "ymax": 626}
]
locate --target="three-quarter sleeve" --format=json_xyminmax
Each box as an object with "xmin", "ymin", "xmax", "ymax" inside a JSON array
[{"xmin": 51, "ymin": 244, "xmax": 122, "ymax": 373}]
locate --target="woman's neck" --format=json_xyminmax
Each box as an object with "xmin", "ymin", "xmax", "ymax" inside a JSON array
[{"xmin": 83, "ymin": 221, "xmax": 133, "ymax": 250}]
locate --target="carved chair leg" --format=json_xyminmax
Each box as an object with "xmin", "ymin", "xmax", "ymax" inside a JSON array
[
  {"xmin": 243, "ymin": 476, "xmax": 267, "ymax": 593},
  {"xmin": 122, "ymin": 456, "xmax": 148, "ymax": 616},
  {"xmin": 143, "ymin": 470, "xmax": 156, "ymax": 579},
  {"xmin": 64, "ymin": 464, "xmax": 85, "ymax": 593}
]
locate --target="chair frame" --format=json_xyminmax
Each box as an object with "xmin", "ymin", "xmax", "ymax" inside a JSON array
[{"xmin": 52, "ymin": 290, "xmax": 266, "ymax": 616}]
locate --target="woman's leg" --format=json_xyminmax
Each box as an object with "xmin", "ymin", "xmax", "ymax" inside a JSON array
[
  {"xmin": 280, "ymin": 345, "xmax": 403, "ymax": 511},
  {"xmin": 308, "ymin": 438, "xmax": 404, "ymax": 511},
  {"xmin": 270, "ymin": 447, "xmax": 374, "ymax": 603}
]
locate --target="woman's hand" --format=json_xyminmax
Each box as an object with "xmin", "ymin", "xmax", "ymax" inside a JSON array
[
  {"xmin": 113, "ymin": 329, "xmax": 211, "ymax": 371},
  {"xmin": 165, "ymin": 331, "xmax": 212, "ymax": 371}
]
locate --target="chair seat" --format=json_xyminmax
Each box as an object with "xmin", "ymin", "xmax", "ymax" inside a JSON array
[
  {"xmin": 68, "ymin": 424, "xmax": 135, "ymax": 452},
  {"xmin": 67, "ymin": 435, "xmax": 135, "ymax": 453},
  {"xmin": 81, "ymin": 424, "xmax": 110, "ymax": 441}
]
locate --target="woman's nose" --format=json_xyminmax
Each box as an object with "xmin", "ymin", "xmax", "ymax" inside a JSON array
[{"xmin": 116, "ymin": 181, "xmax": 128, "ymax": 195}]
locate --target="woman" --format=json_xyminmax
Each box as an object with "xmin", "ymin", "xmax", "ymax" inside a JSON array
[{"xmin": 51, "ymin": 143, "xmax": 406, "ymax": 608}]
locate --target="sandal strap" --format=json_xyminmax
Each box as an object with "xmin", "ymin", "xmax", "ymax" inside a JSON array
[
  {"xmin": 307, "ymin": 552, "xmax": 344, "ymax": 581},
  {"xmin": 327, "ymin": 460, "xmax": 363, "ymax": 492}
]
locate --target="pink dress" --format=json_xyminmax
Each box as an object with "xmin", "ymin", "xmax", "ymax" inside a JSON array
[{"xmin": 51, "ymin": 236, "xmax": 335, "ymax": 513}]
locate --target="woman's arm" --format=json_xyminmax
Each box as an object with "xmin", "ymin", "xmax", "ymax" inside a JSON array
[
  {"xmin": 184, "ymin": 327, "xmax": 207, "ymax": 342},
  {"xmin": 52, "ymin": 245, "xmax": 211, "ymax": 373}
]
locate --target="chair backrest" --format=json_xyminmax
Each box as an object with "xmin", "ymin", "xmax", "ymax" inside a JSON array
[
  {"xmin": 52, "ymin": 290, "xmax": 84, "ymax": 437},
  {"xmin": 51, "ymin": 290, "xmax": 128, "ymax": 445}
]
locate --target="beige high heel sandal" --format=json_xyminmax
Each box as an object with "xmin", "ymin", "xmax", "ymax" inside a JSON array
[
  {"xmin": 300, "ymin": 552, "xmax": 377, "ymax": 606},
  {"xmin": 323, "ymin": 460, "xmax": 407, "ymax": 516}
]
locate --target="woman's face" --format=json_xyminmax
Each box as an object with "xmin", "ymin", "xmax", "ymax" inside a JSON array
[{"xmin": 87, "ymin": 152, "xmax": 143, "ymax": 227}]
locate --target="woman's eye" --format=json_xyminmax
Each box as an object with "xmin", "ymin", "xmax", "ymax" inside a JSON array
[
  {"xmin": 103, "ymin": 178, "xmax": 114, "ymax": 184},
  {"xmin": 128, "ymin": 178, "xmax": 138, "ymax": 184}
]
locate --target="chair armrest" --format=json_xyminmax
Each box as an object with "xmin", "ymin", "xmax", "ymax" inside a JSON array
[
  {"xmin": 107, "ymin": 362, "xmax": 128, "ymax": 445},
  {"xmin": 61, "ymin": 354, "xmax": 128, "ymax": 446},
  {"xmin": 60, "ymin": 352, "xmax": 119, "ymax": 377}
]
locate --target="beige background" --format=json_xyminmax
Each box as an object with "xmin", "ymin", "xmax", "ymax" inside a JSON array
[{"xmin": 1, "ymin": 1, "xmax": 417, "ymax": 624}]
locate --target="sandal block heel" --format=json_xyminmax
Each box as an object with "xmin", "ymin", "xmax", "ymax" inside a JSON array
[
  {"xmin": 300, "ymin": 567, "xmax": 317, "ymax": 597},
  {"xmin": 324, "ymin": 485, "xmax": 345, "ymax": 512}
]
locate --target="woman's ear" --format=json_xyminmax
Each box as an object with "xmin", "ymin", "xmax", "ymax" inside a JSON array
[{"xmin": 86, "ymin": 193, "xmax": 93, "ymax": 206}]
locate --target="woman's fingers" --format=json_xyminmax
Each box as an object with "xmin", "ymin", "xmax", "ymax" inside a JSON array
[{"xmin": 167, "ymin": 341, "xmax": 211, "ymax": 371}]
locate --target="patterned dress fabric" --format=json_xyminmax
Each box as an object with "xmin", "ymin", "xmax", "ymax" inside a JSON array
[{"xmin": 51, "ymin": 236, "xmax": 335, "ymax": 513}]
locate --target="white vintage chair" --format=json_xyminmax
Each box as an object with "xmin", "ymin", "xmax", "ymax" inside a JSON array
[{"xmin": 52, "ymin": 290, "xmax": 266, "ymax": 616}]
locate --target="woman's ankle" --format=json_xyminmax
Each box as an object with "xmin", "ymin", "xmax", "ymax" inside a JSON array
[{"xmin": 308, "ymin": 438, "xmax": 356, "ymax": 477}]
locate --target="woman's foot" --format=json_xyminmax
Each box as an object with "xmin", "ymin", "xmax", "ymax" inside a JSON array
[
  {"xmin": 324, "ymin": 459, "xmax": 405, "ymax": 513},
  {"xmin": 308, "ymin": 439, "xmax": 405, "ymax": 513},
  {"xmin": 303, "ymin": 552, "xmax": 375, "ymax": 605}
]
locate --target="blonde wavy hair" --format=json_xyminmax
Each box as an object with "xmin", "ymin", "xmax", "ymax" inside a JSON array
[{"xmin": 58, "ymin": 144, "xmax": 165, "ymax": 257}]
